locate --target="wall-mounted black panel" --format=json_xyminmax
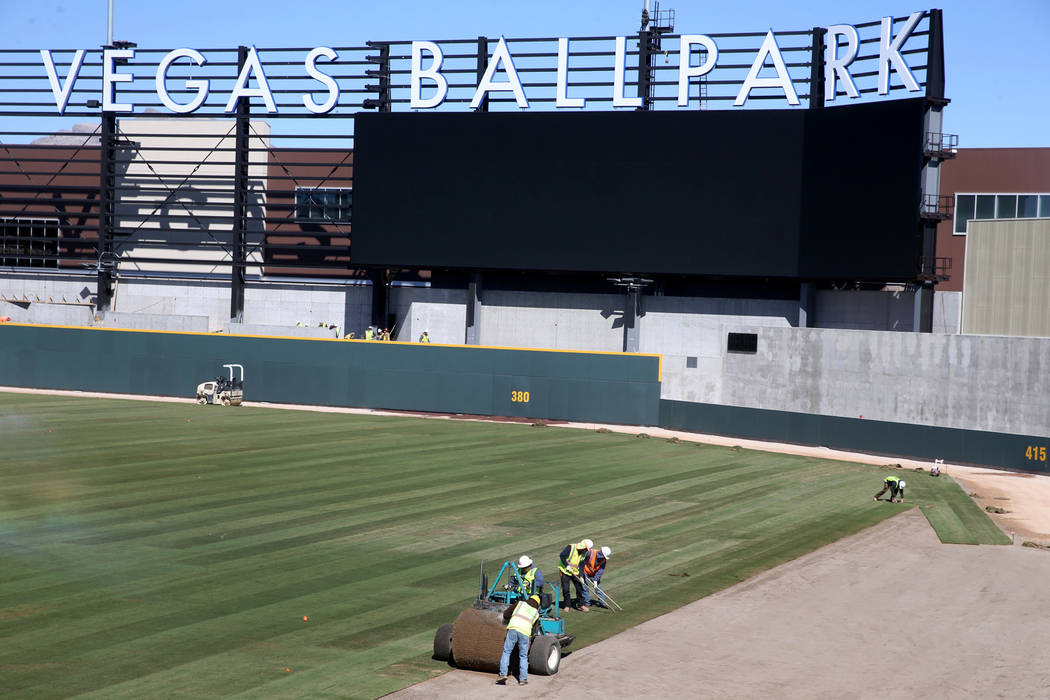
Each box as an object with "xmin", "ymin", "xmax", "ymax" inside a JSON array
[{"xmin": 353, "ymin": 98, "xmax": 925, "ymax": 281}]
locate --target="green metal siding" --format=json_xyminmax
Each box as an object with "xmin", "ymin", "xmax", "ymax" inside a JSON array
[
  {"xmin": 659, "ymin": 399, "xmax": 1049, "ymax": 474},
  {"xmin": 0, "ymin": 325, "xmax": 662, "ymax": 425}
]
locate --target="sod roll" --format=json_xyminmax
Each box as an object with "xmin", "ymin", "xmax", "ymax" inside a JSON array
[{"xmin": 450, "ymin": 607, "xmax": 507, "ymax": 672}]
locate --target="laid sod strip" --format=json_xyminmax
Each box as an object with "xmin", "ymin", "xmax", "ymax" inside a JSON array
[{"xmin": 0, "ymin": 393, "xmax": 1005, "ymax": 699}]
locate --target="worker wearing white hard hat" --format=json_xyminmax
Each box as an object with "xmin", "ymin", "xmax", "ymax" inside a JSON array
[
  {"xmin": 513, "ymin": 554, "xmax": 546, "ymax": 597},
  {"xmin": 581, "ymin": 545, "xmax": 613, "ymax": 609},
  {"xmin": 558, "ymin": 538, "xmax": 594, "ymax": 612},
  {"xmin": 874, "ymin": 475, "xmax": 906, "ymax": 503}
]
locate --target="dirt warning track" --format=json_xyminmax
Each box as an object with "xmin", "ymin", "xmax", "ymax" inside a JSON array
[{"xmin": 388, "ymin": 509, "xmax": 1050, "ymax": 699}]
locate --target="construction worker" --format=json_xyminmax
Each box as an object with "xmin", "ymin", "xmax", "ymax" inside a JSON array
[
  {"xmin": 513, "ymin": 555, "xmax": 545, "ymax": 596},
  {"xmin": 874, "ymin": 475, "xmax": 906, "ymax": 503},
  {"xmin": 496, "ymin": 594, "xmax": 541, "ymax": 686},
  {"xmin": 381, "ymin": 327, "xmax": 391, "ymax": 341},
  {"xmin": 419, "ymin": 330, "xmax": 431, "ymax": 343},
  {"xmin": 364, "ymin": 326, "xmax": 374, "ymax": 341},
  {"xmin": 558, "ymin": 538, "xmax": 592, "ymax": 611},
  {"xmin": 580, "ymin": 546, "xmax": 612, "ymax": 609}
]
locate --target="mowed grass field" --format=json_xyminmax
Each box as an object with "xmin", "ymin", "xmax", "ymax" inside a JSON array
[{"xmin": 1, "ymin": 392, "xmax": 1006, "ymax": 699}]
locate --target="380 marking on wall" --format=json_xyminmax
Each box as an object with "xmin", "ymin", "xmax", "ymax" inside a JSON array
[{"xmin": 511, "ymin": 390, "xmax": 530, "ymax": 403}]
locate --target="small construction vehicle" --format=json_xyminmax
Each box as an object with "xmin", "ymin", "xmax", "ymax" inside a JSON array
[
  {"xmin": 432, "ymin": 559, "xmax": 574, "ymax": 676},
  {"xmin": 196, "ymin": 363, "xmax": 244, "ymax": 406}
]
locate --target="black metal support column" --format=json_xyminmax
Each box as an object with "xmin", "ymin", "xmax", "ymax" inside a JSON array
[
  {"xmin": 96, "ymin": 111, "xmax": 117, "ymax": 315},
  {"xmin": 475, "ymin": 36, "xmax": 489, "ymax": 112},
  {"xmin": 808, "ymin": 27, "xmax": 826, "ymax": 109},
  {"xmin": 364, "ymin": 42, "xmax": 392, "ymax": 112},
  {"xmin": 636, "ymin": 28, "xmax": 652, "ymax": 109},
  {"xmin": 917, "ymin": 9, "xmax": 948, "ymax": 334},
  {"xmin": 370, "ymin": 268, "xmax": 389, "ymax": 329},
  {"xmin": 624, "ymin": 288, "xmax": 640, "ymax": 352},
  {"xmin": 799, "ymin": 282, "xmax": 816, "ymax": 328},
  {"xmin": 230, "ymin": 46, "xmax": 250, "ymax": 323},
  {"xmin": 465, "ymin": 272, "xmax": 482, "ymax": 345}
]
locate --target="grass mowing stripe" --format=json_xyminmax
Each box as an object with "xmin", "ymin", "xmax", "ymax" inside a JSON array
[{"xmin": 0, "ymin": 392, "xmax": 1007, "ymax": 699}]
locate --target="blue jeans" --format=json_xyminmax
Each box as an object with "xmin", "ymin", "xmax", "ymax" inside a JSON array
[
  {"xmin": 499, "ymin": 629, "xmax": 531, "ymax": 681},
  {"xmin": 581, "ymin": 575, "xmax": 601, "ymax": 606}
]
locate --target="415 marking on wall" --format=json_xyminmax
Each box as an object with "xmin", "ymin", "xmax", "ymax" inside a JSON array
[{"xmin": 1024, "ymin": 445, "xmax": 1047, "ymax": 462}]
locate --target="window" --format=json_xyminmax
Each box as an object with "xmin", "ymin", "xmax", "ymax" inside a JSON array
[
  {"xmin": 727, "ymin": 332, "xmax": 758, "ymax": 354},
  {"xmin": 295, "ymin": 187, "xmax": 351, "ymax": 223},
  {"xmin": 953, "ymin": 192, "xmax": 1050, "ymax": 235},
  {"xmin": 0, "ymin": 218, "xmax": 59, "ymax": 268}
]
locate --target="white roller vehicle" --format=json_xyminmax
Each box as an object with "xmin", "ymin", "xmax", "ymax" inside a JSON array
[{"xmin": 196, "ymin": 364, "xmax": 244, "ymax": 406}]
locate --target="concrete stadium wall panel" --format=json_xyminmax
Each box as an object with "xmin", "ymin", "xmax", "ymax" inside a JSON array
[
  {"xmin": 661, "ymin": 326, "xmax": 1050, "ymax": 437},
  {"xmin": 0, "ymin": 324, "xmax": 661, "ymax": 426}
]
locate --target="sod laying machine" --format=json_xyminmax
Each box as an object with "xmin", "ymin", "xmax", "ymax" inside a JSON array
[{"xmin": 433, "ymin": 560, "xmax": 575, "ymax": 676}]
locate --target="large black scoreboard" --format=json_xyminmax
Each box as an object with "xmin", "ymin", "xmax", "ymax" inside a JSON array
[{"xmin": 353, "ymin": 98, "xmax": 925, "ymax": 281}]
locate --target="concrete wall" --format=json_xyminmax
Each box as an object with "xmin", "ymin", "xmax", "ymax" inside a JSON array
[
  {"xmin": 108, "ymin": 277, "xmax": 371, "ymax": 335},
  {"xmin": 932, "ymin": 291, "xmax": 962, "ymax": 334},
  {"xmin": 814, "ymin": 289, "xmax": 914, "ymax": 331},
  {"xmin": 661, "ymin": 325, "xmax": 1050, "ymax": 437},
  {"xmin": 103, "ymin": 312, "xmax": 209, "ymax": 332},
  {"xmin": 638, "ymin": 295, "xmax": 797, "ymax": 356},
  {"xmin": 474, "ymin": 290, "xmax": 798, "ymax": 353},
  {"xmin": 389, "ymin": 286, "xmax": 467, "ymax": 344},
  {"xmin": 480, "ymin": 290, "xmax": 625, "ymax": 352},
  {"xmin": 0, "ymin": 271, "xmax": 97, "ymax": 325}
]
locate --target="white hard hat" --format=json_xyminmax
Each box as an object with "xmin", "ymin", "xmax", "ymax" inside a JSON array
[
  {"xmin": 518, "ymin": 555, "xmax": 532, "ymax": 568},
  {"xmin": 900, "ymin": 481, "xmax": 907, "ymax": 488},
  {"xmin": 601, "ymin": 546, "xmax": 612, "ymax": 559},
  {"xmin": 580, "ymin": 539, "xmax": 593, "ymax": 549}
]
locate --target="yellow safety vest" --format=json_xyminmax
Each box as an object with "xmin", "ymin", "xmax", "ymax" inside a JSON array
[
  {"xmin": 518, "ymin": 568, "xmax": 537, "ymax": 595},
  {"xmin": 558, "ymin": 545, "xmax": 585, "ymax": 575},
  {"xmin": 507, "ymin": 601, "xmax": 540, "ymax": 636}
]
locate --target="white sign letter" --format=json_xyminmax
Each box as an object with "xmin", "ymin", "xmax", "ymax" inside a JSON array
[
  {"xmin": 677, "ymin": 35, "xmax": 718, "ymax": 107},
  {"xmin": 471, "ymin": 37, "xmax": 528, "ymax": 109},
  {"xmin": 735, "ymin": 30, "xmax": 799, "ymax": 106},
  {"xmin": 303, "ymin": 47, "xmax": 339, "ymax": 114},
  {"xmin": 411, "ymin": 41, "xmax": 448, "ymax": 109},
  {"xmin": 613, "ymin": 36, "xmax": 642, "ymax": 108},
  {"xmin": 878, "ymin": 12, "xmax": 922, "ymax": 94},
  {"xmin": 224, "ymin": 46, "xmax": 277, "ymax": 113},
  {"xmin": 103, "ymin": 48, "xmax": 135, "ymax": 113},
  {"xmin": 40, "ymin": 49, "xmax": 85, "ymax": 114},
  {"xmin": 556, "ymin": 38, "xmax": 585, "ymax": 108},
  {"xmin": 825, "ymin": 24, "xmax": 860, "ymax": 101},
  {"xmin": 156, "ymin": 49, "xmax": 210, "ymax": 114}
]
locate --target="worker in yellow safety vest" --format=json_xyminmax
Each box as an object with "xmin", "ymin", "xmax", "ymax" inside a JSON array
[
  {"xmin": 419, "ymin": 331, "xmax": 431, "ymax": 343},
  {"xmin": 496, "ymin": 594, "xmax": 541, "ymax": 685},
  {"xmin": 558, "ymin": 538, "xmax": 593, "ymax": 612},
  {"xmin": 874, "ymin": 475, "xmax": 906, "ymax": 503},
  {"xmin": 513, "ymin": 555, "xmax": 545, "ymax": 597},
  {"xmin": 364, "ymin": 326, "xmax": 374, "ymax": 341}
]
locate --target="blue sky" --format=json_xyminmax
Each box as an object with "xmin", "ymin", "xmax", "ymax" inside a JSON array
[{"xmin": 3, "ymin": 0, "xmax": 1049, "ymax": 146}]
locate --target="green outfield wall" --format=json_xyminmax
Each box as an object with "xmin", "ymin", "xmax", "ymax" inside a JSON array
[
  {"xmin": 659, "ymin": 399, "xmax": 1050, "ymax": 474},
  {"xmin": 0, "ymin": 324, "xmax": 661, "ymax": 425}
]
